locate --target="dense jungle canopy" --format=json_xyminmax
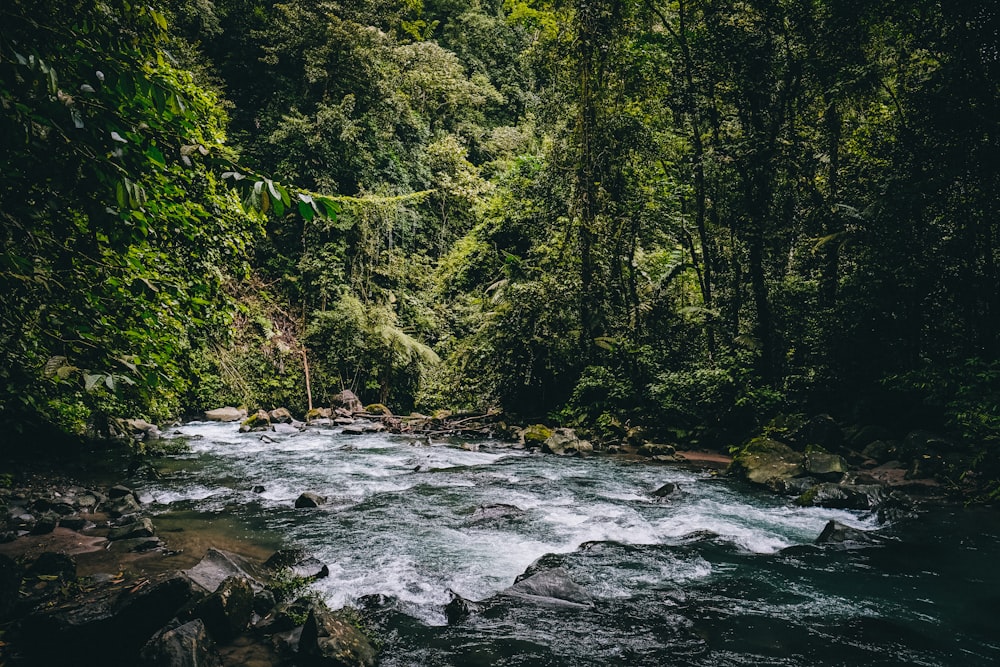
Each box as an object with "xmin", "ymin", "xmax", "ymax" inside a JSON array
[{"xmin": 1, "ymin": 1, "xmax": 998, "ymax": 491}]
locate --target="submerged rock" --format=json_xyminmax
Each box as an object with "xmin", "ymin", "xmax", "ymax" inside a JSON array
[
  {"xmin": 506, "ymin": 567, "xmax": 593, "ymax": 606},
  {"xmin": 815, "ymin": 520, "xmax": 877, "ymax": 545},
  {"xmin": 295, "ymin": 492, "xmax": 327, "ymax": 508},
  {"xmin": 652, "ymin": 482, "xmax": 678, "ymax": 497},
  {"xmin": 469, "ymin": 503, "xmax": 525, "ymax": 524}
]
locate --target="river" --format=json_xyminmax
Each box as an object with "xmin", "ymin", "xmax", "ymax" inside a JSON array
[{"xmin": 136, "ymin": 421, "xmax": 1000, "ymax": 666}]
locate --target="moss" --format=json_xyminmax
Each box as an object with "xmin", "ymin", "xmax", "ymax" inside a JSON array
[
  {"xmin": 522, "ymin": 424, "xmax": 553, "ymax": 444},
  {"xmin": 364, "ymin": 403, "xmax": 392, "ymax": 416}
]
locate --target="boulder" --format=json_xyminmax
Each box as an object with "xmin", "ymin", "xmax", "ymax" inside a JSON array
[
  {"xmin": 521, "ymin": 424, "xmax": 553, "ymax": 447},
  {"xmin": 341, "ymin": 425, "xmax": 366, "ymax": 435},
  {"xmin": 109, "ymin": 517, "xmax": 155, "ymax": 541},
  {"xmin": 139, "ymin": 619, "xmax": 223, "ymax": 667},
  {"xmin": 204, "ymin": 407, "xmax": 246, "ymax": 422},
  {"xmin": 299, "ymin": 606, "xmax": 378, "ymax": 667},
  {"xmin": 363, "ymin": 421, "xmax": 386, "ymax": 433},
  {"xmin": 803, "ymin": 449, "xmax": 848, "ymax": 481},
  {"xmin": 306, "ymin": 407, "xmax": 333, "ymax": 422},
  {"xmin": 254, "ymin": 589, "xmax": 276, "ymax": 616},
  {"xmin": 444, "ymin": 590, "xmax": 485, "ymax": 624},
  {"xmin": 108, "ymin": 484, "xmax": 136, "ymax": 500},
  {"xmin": 542, "ymin": 428, "xmax": 594, "ymax": 456},
  {"xmin": 815, "ymin": 520, "xmax": 877, "ymax": 545},
  {"xmin": 730, "ymin": 438, "xmax": 805, "ymax": 487},
  {"xmin": 265, "ymin": 548, "xmax": 330, "ymax": 580},
  {"xmin": 273, "ymin": 422, "xmax": 301, "ymax": 435},
  {"xmin": 27, "ymin": 552, "xmax": 76, "ymax": 580},
  {"xmin": 239, "ymin": 410, "xmax": 272, "ymax": 433},
  {"xmin": 29, "ymin": 511, "xmax": 58, "ymax": 535},
  {"xmin": 652, "ymin": 482, "xmax": 678, "ymax": 498},
  {"xmin": 848, "ymin": 424, "xmax": 893, "ymax": 450},
  {"xmin": 861, "ymin": 440, "xmax": 895, "ymax": 463},
  {"xmin": 364, "ymin": 403, "xmax": 392, "ymax": 416},
  {"xmin": 295, "ymin": 492, "xmax": 327, "ymax": 508},
  {"xmin": 795, "ymin": 483, "xmax": 887, "ymax": 510},
  {"xmin": 269, "ymin": 407, "xmax": 294, "ymax": 423},
  {"xmin": 192, "ymin": 575, "xmax": 255, "ymax": 642},
  {"xmin": 334, "ymin": 417, "xmax": 355, "ymax": 426},
  {"xmin": 106, "ymin": 493, "xmax": 142, "ymax": 518},
  {"xmin": 185, "ymin": 548, "xmax": 261, "ymax": 595},
  {"xmin": 331, "ymin": 390, "xmax": 364, "ymax": 414},
  {"xmin": 126, "ymin": 418, "xmax": 162, "ymax": 441},
  {"xmin": 506, "ymin": 567, "xmax": 593, "ymax": 607}
]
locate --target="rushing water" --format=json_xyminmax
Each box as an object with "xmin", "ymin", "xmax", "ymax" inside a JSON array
[{"xmin": 138, "ymin": 421, "xmax": 1000, "ymax": 666}]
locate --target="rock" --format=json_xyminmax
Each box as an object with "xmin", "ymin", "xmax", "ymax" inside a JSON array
[
  {"xmin": 108, "ymin": 484, "xmax": 136, "ymax": 500},
  {"xmin": 637, "ymin": 443, "xmax": 676, "ymax": 457},
  {"xmin": 185, "ymin": 548, "xmax": 261, "ymax": 595},
  {"xmin": 255, "ymin": 597, "xmax": 315, "ymax": 634},
  {"xmin": 445, "ymin": 590, "xmax": 485, "ymax": 624},
  {"xmin": 332, "ymin": 390, "xmax": 364, "ymax": 414},
  {"xmin": 295, "ymin": 492, "xmax": 327, "ymax": 508},
  {"xmin": 299, "ymin": 606, "xmax": 378, "ymax": 667},
  {"xmin": 652, "ymin": 482, "xmax": 678, "ymax": 497},
  {"xmin": 364, "ymin": 403, "xmax": 392, "ymax": 416},
  {"xmin": 625, "ymin": 426, "xmax": 654, "ymax": 447},
  {"xmin": 787, "ymin": 414, "xmax": 843, "ymax": 451},
  {"xmin": 265, "ymin": 548, "xmax": 330, "ymax": 580},
  {"xmin": 0, "ymin": 554, "xmax": 21, "ymax": 620},
  {"xmin": 363, "ymin": 421, "xmax": 386, "ymax": 433},
  {"xmin": 542, "ymin": 428, "xmax": 594, "ymax": 456},
  {"xmin": 192, "ymin": 575, "xmax": 255, "ymax": 642},
  {"xmin": 109, "ymin": 517, "xmax": 155, "ymax": 541},
  {"xmin": 803, "ymin": 449, "xmax": 848, "ymax": 481},
  {"xmin": 106, "ymin": 493, "xmax": 142, "ymax": 518},
  {"xmin": 306, "ymin": 407, "xmax": 333, "ymax": 422},
  {"xmin": 239, "ymin": 409, "xmax": 272, "ymax": 433},
  {"xmin": 74, "ymin": 492, "xmax": 99, "ymax": 509},
  {"xmin": 204, "ymin": 407, "xmax": 246, "ymax": 422},
  {"xmin": 139, "ymin": 619, "xmax": 223, "ymax": 667},
  {"xmin": 730, "ymin": 437, "xmax": 805, "ymax": 487},
  {"xmin": 795, "ymin": 482, "xmax": 887, "ymax": 510},
  {"xmin": 27, "ymin": 552, "xmax": 76, "ymax": 580},
  {"xmin": 521, "ymin": 424, "xmax": 553, "ymax": 447},
  {"xmin": 861, "ymin": 440, "xmax": 895, "ymax": 462},
  {"xmin": 126, "ymin": 418, "xmax": 162, "ymax": 441},
  {"xmin": 848, "ymin": 424, "xmax": 893, "ymax": 450},
  {"xmin": 341, "ymin": 425, "xmax": 366, "ymax": 435},
  {"xmin": 107, "ymin": 536, "xmax": 164, "ymax": 553},
  {"xmin": 269, "ymin": 407, "xmax": 294, "ymax": 423},
  {"xmin": 29, "ymin": 511, "xmax": 58, "ymax": 535},
  {"xmin": 815, "ymin": 520, "xmax": 877, "ymax": 545},
  {"xmin": 334, "ymin": 417, "xmax": 355, "ymax": 426},
  {"xmin": 254, "ymin": 589, "xmax": 276, "ymax": 616},
  {"xmin": 273, "ymin": 422, "xmax": 301, "ymax": 435},
  {"xmin": 507, "ymin": 567, "xmax": 593, "ymax": 606},
  {"xmin": 469, "ymin": 504, "xmax": 525, "ymax": 524},
  {"xmin": 252, "ymin": 485, "xmax": 266, "ymax": 494}
]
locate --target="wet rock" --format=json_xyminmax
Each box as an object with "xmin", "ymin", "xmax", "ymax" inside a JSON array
[
  {"xmin": 50, "ymin": 500, "xmax": 77, "ymax": 515},
  {"xmin": 445, "ymin": 590, "xmax": 485, "ymax": 623},
  {"xmin": 652, "ymin": 482, "xmax": 678, "ymax": 497},
  {"xmin": 273, "ymin": 422, "xmax": 301, "ymax": 435},
  {"xmin": 126, "ymin": 418, "xmax": 162, "ymax": 441},
  {"xmin": 295, "ymin": 492, "xmax": 327, "ymax": 508},
  {"xmin": 240, "ymin": 409, "xmax": 272, "ymax": 433},
  {"xmin": 270, "ymin": 626, "xmax": 303, "ymax": 656},
  {"xmin": 139, "ymin": 619, "xmax": 223, "ymax": 667},
  {"xmin": 795, "ymin": 482, "xmax": 887, "ymax": 510},
  {"xmin": 255, "ymin": 597, "xmax": 315, "ymax": 634},
  {"xmin": 730, "ymin": 438, "xmax": 805, "ymax": 487},
  {"xmin": 364, "ymin": 421, "xmax": 386, "ymax": 433},
  {"xmin": 506, "ymin": 567, "xmax": 593, "ymax": 606},
  {"xmin": 108, "ymin": 484, "xmax": 136, "ymax": 500},
  {"xmin": 205, "ymin": 407, "xmax": 246, "ymax": 422},
  {"xmin": 252, "ymin": 485, "xmax": 266, "ymax": 494},
  {"xmin": 469, "ymin": 503, "xmax": 525, "ymax": 524},
  {"xmin": 341, "ymin": 424, "xmax": 366, "ymax": 435},
  {"xmin": 815, "ymin": 520, "xmax": 877, "ymax": 545},
  {"xmin": 74, "ymin": 492, "xmax": 100, "ymax": 510},
  {"xmin": 299, "ymin": 606, "xmax": 378, "ymax": 667},
  {"xmin": 186, "ymin": 548, "xmax": 261, "ymax": 595},
  {"xmin": 543, "ymin": 428, "xmax": 594, "ymax": 456},
  {"xmin": 862, "ymin": 440, "xmax": 895, "ymax": 463},
  {"xmin": 269, "ymin": 407, "xmax": 294, "ymax": 423},
  {"xmin": 334, "ymin": 417, "xmax": 355, "ymax": 426},
  {"xmin": 109, "ymin": 516, "xmax": 155, "ymax": 540},
  {"xmin": 107, "ymin": 536, "xmax": 164, "ymax": 553},
  {"xmin": 332, "ymin": 390, "xmax": 364, "ymax": 414},
  {"xmin": 107, "ymin": 494, "xmax": 141, "ymax": 519},
  {"xmin": 848, "ymin": 424, "xmax": 893, "ymax": 450},
  {"xmin": 192, "ymin": 575, "xmax": 255, "ymax": 642},
  {"xmin": 306, "ymin": 407, "xmax": 333, "ymax": 422}
]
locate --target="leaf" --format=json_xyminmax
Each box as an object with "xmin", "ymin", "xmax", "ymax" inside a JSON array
[
  {"xmin": 146, "ymin": 145, "xmax": 165, "ymax": 167},
  {"xmin": 298, "ymin": 200, "xmax": 315, "ymax": 221},
  {"xmin": 110, "ymin": 131, "xmax": 127, "ymax": 143},
  {"xmin": 56, "ymin": 365, "xmax": 78, "ymax": 380},
  {"xmin": 70, "ymin": 108, "xmax": 84, "ymax": 129},
  {"xmin": 105, "ymin": 375, "xmax": 115, "ymax": 391},
  {"xmin": 84, "ymin": 374, "xmax": 103, "ymax": 391}
]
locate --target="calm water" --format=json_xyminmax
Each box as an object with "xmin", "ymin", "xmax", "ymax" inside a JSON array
[{"xmin": 137, "ymin": 421, "xmax": 1000, "ymax": 666}]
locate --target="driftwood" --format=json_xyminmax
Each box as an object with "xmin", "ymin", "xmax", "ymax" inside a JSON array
[{"xmin": 379, "ymin": 409, "xmax": 504, "ymax": 439}]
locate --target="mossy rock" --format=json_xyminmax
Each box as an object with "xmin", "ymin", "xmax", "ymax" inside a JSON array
[
  {"xmin": 364, "ymin": 403, "xmax": 392, "ymax": 416},
  {"xmin": 730, "ymin": 437, "xmax": 805, "ymax": 486},
  {"xmin": 522, "ymin": 424, "xmax": 553, "ymax": 445}
]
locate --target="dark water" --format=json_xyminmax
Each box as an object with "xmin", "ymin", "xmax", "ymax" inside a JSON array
[{"xmin": 139, "ymin": 422, "xmax": 1000, "ymax": 666}]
